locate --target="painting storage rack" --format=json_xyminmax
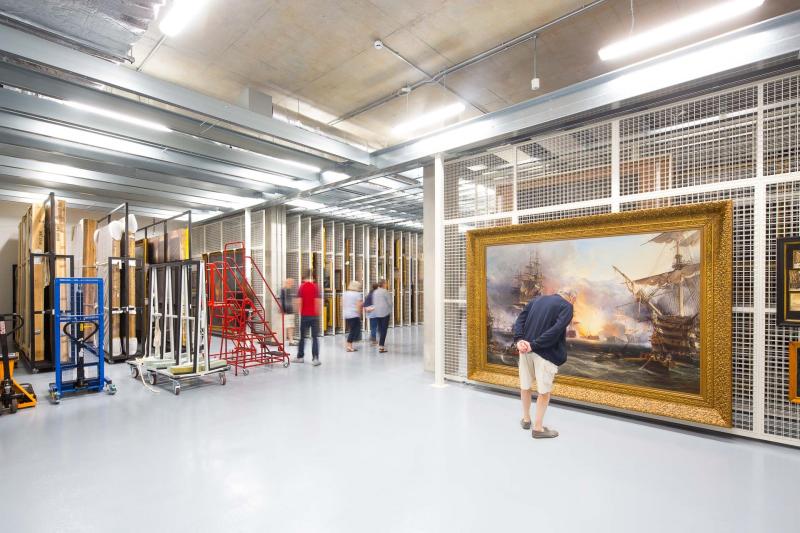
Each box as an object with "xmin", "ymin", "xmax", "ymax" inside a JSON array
[
  {"xmin": 49, "ymin": 277, "xmax": 116, "ymax": 403},
  {"xmin": 95, "ymin": 203, "xmax": 142, "ymax": 363},
  {"xmin": 17, "ymin": 192, "xmax": 74, "ymax": 372}
]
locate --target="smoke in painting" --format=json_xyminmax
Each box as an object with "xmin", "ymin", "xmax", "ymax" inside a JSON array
[{"xmin": 485, "ymin": 230, "xmax": 702, "ymax": 395}]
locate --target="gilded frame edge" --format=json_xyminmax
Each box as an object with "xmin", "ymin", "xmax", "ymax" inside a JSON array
[{"xmin": 466, "ymin": 201, "xmax": 733, "ymax": 428}]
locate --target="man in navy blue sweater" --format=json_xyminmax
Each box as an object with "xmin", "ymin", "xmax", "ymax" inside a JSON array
[{"xmin": 513, "ymin": 288, "xmax": 576, "ymax": 439}]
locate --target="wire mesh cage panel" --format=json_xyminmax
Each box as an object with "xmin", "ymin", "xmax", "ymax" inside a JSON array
[
  {"xmin": 620, "ymin": 87, "xmax": 757, "ymax": 195},
  {"xmin": 763, "ymin": 74, "xmax": 799, "ymax": 177},
  {"xmin": 517, "ymin": 124, "xmax": 612, "ymax": 210},
  {"xmin": 190, "ymin": 224, "xmax": 204, "ymax": 259},
  {"xmin": 445, "ymin": 148, "xmax": 514, "ymax": 220},
  {"xmin": 250, "ymin": 210, "xmax": 265, "ymax": 304},
  {"xmin": 205, "ymin": 221, "xmax": 221, "ymax": 254},
  {"xmin": 222, "ymin": 215, "xmax": 244, "ymax": 246},
  {"xmin": 287, "ymin": 215, "xmax": 300, "ymax": 253},
  {"xmin": 765, "ymin": 313, "xmax": 800, "ymax": 439},
  {"xmin": 732, "ymin": 312, "xmax": 754, "ymax": 431},
  {"xmin": 519, "ymin": 205, "xmax": 611, "ymax": 224}
]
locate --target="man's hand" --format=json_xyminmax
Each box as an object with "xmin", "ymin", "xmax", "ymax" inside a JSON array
[{"xmin": 516, "ymin": 340, "xmax": 532, "ymax": 354}]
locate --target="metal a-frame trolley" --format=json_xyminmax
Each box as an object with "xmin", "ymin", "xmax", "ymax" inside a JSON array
[
  {"xmin": 49, "ymin": 277, "xmax": 116, "ymax": 404},
  {"xmin": 129, "ymin": 260, "xmax": 228, "ymax": 395},
  {"xmin": 96, "ymin": 203, "xmax": 143, "ymax": 364}
]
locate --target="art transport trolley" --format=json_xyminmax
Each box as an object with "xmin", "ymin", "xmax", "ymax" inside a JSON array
[
  {"xmin": 0, "ymin": 313, "xmax": 36, "ymax": 414},
  {"xmin": 207, "ymin": 241, "xmax": 289, "ymax": 376},
  {"xmin": 49, "ymin": 277, "xmax": 116, "ymax": 404},
  {"xmin": 128, "ymin": 259, "xmax": 229, "ymax": 395}
]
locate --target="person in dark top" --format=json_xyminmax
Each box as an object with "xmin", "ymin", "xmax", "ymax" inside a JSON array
[
  {"xmin": 513, "ymin": 288, "xmax": 576, "ymax": 439},
  {"xmin": 364, "ymin": 282, "xmax": 379, "ymax": 346},
  {"xmin": 280, "ymin": 278, "xmax": 296, "ymax": 346}
]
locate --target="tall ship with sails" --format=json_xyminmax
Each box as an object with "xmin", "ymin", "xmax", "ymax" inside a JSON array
[
  {"xmin": 613, "ymin": 231, "xmax": 701, "ymax": 371},
  {"xmin": 511, "ymin": 253, "xmax": 544, "ymax": 312}
]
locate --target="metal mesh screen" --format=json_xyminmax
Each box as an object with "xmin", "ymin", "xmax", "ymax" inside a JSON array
[
  {"xmin": 439, "ymin": 70, "xmax": 800, "ymax": 445},
  {"xmin": 221, "ymin": 215, "xmax": 243, "ymax": 247},
  {"xmin": 205, "ymin": 221, "xmax": 221, "ymax": 253},
  {"xmin": 518, "ymin": 124, "xmax": 612, "ymax": 209},
  {"xmin": 620, "ymin": 87, "xmax": 757, "ymax": 194},
  {"xmin": 190, "ymin": 224, "xmax": 204, "ymax": 258},
  {"xmin": 764, "ymin": 74, "xmax": 799, "ymax": 176}
]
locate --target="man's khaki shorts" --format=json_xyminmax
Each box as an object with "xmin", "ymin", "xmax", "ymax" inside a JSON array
[{"xmin": 518, "ymin": 351, "xmax": 558, "ymax": 394}]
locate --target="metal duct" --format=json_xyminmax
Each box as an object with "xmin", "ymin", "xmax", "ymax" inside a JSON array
[{"xmin": 0, "ymin": 0, "xmax": 164, "ymax": 62}]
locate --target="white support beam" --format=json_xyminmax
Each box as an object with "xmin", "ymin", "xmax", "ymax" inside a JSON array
[{"xmin": 433, "ymin": 154, "xmax": 446, "ymax": 387}]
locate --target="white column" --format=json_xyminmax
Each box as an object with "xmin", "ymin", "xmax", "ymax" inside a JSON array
[
  {"xmin": 752, "ymin": 83, "xmax": 766, "ymax": 436},
  {"xmin": 244, "ymin": 208, "xmax": 252, "ymax": 282},
  {"xmin": 433, "ymin": 153, "xmax": 446, "ymax": 387}
]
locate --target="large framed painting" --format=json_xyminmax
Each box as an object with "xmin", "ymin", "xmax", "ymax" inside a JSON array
[{"xmin": 466, "ymin": 201, "xmax": 732, "ymax": 427}]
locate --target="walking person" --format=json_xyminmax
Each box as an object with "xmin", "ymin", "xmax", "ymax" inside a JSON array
[
  {"xmin": 293, "ymin": 269, "xmax": 322, "ymax": 366},
  {"xmin": 280, "ymin": 278, "xmax": 297, "ymax": 346},
  {"xmin": 371, "ymin": 279, "xmax": 393, "ymax": 353},
  {"xmin": 343, "ymin": 281, "xmax": 363, "ymax": 352},
  {"xmin": 513, "ymin": 288, "xmax": 575, "ymax": 439},
  {"xmin": 364, "ymin": 282, "xmax": 379, "ymax": 346}
]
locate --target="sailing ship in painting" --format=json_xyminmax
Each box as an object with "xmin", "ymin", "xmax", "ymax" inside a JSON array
[{"xmin": 485, "ymin": 230, "xmax": 701, "ymax": 394}]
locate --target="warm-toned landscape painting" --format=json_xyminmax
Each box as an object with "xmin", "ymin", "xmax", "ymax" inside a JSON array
[{"xmin": 485, "ymin": 230, "xmax": 702, "ymax": 395}]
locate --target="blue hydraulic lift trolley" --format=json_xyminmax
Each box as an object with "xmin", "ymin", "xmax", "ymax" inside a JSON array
[{"xmin": 49, "ymin": 277, "xmax": 116, "ymax": 403}]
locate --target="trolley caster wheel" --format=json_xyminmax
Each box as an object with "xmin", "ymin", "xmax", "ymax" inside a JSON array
[
  {"xmin": 129, "ymin": 365, "xmax": 139, "ymax": 379},
  {"xmin": 283, "ymin": 359, "xmax": 290, "ymax": 368},
  {"xmin": 9, "ymin": 398, "xmax": 18, "ymax": 414},
  {"xmin": 146, "ymin": 372, "xmax": 157, "ymax": 386},
  {"xmin": 107, "ymin": 383, "xmax": 117, "ymax": 395},
  {"xmin": 218, "ymin": 373, "xmax": 227, "ymax": 386},
  {"xmin": 173, "ymin": 384, "xmax": 181, "ymax": 396},
  {"xmin": 242, "ymin": 368, "xmax": 249, "ymax": 376},
  {"xmin": 32, "ymin": 368, "xmax": 39, "ymax": 374},
  {"xmin": 50, "ymin": 391, "xmax": 60, "ymax": 404}
]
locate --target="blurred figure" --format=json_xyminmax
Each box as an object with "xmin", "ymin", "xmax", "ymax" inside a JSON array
[
  {"xmin": 294, "ymin": 269, "xmax": 322, "ymax": 366},
  {"xmin": 343, "ymin": 280, "xmax": 363, "ymax": 352},
  {"xmin": 371, "ymin": 279, "xmax": 392, "ymax": 353},
  {"xmin": 364, "ymin": 282, "xmax": 379, "ymax": 346},
  {"xmin": 280, "ymin": 278, "xmax": 297, "ymax": 346}
]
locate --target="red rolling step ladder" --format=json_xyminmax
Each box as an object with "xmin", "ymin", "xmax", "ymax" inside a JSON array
[{"xmin": 207, "ymin": 242, "xmax": 289, "ymax": 375}]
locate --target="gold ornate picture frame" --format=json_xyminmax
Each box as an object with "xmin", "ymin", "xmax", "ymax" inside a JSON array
[
  {"xmin": 790, "ymin": 342, "xmax": 800, "ymax": 404},
  {"xmin": 466, "ymin": 201, "xmax": 732, "ymax": 427}
]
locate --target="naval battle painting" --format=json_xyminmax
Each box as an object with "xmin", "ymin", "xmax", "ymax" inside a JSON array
[
  {"xmin": 466, "ymin": 202, "xmax": 733, "ymax": 427},
  {"xmin": 485, "ymin": 230, "xmax": 702, "ymax": 394}
]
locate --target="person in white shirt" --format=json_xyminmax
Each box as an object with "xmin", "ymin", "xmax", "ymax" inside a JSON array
[{"xmin": 342, "ymin": 281, "xmax": 363, "ymax": 352}]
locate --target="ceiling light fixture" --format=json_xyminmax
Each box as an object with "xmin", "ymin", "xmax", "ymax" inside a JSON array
[
  {"xmin": 160, "ymin": 0, "xmax": 211, "ymax": 37},
  {"xmin": 322, "ymin": 170, "xmax": 350, "ymax": 182},
  {"xmin": 287, "ymin": 199, "xmax": 327, "ymax": 210},
  {"xmin": 467, "ymin": 164, "xmax": 487, "ymax": 172},
  {"xmin": 393, "ymin": 102, "xmax": 466, "ymax": 135},
  {"xmin": 370, "ymin": 177, "xmax": 405, "ymax": 189},
  {"xmin": 598, "ymin": 0, "xmax": 764, "ymax": 61},
  {"xmin": 63, "ymin": 100, "xmax": 171, "ymax": 132}
]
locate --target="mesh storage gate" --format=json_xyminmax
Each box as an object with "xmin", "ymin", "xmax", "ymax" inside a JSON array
[{"xmin": 441, "ymin": 70, "xmax": 800, "ymax": 446}]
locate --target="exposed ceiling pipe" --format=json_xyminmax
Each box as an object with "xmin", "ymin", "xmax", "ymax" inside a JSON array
[{"xmin": 329, "ymin": 0, "xmax": 608, "ymax": 126}]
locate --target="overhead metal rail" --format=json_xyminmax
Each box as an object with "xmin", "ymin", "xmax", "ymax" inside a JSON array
[
  {"xmin": 370, "ymin": 10, "xmax": 800, "ymax": 169},
  {"xmin": 0, "ymin": 24, "xmax": 371, "ymax": 165}
]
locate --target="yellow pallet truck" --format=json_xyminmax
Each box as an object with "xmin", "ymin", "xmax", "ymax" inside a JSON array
[{"xmin": 0, "ymin": 313, "xmax": 37, "ymax": 414}]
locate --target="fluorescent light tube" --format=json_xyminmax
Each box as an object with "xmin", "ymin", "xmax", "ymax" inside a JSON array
[
  {"xmin": 287, "ymin": 199, "xmax": 326, "ymax": 210},
  {"xmin": 63, "ymin": 100, "xmax": 171, "ymax": 132},
  {"xmin": 322, "ymin": 170, "xmax": 350, "ymax": 182},
  {"xmin": 393, "ymin": 102, "xmax": 466, "ymax": 134},
  {"xmin": 467, "ymin": 164, "xmax": 487, "ymax": 172},
  {"xmin": 598, "ymin": 0, "xmax": 764, "ymax": 61},
  {"xmin": 160, "ymin": 0, "xmax": 211, "ymax": 37}
]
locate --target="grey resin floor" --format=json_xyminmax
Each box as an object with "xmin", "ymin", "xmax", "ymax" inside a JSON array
[{"xmin": 2, "ymin": 326, "xmax": 797, "ymax": 533}]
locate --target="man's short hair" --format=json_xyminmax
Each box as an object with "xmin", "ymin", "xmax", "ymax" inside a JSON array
[{"xmin": 557, "ymin": 287, "xmax": 577, "ymax": 301}]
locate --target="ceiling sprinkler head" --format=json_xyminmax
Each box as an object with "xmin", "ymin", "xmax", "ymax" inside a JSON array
[
  {"xmin": 374, "ymin": 39, "xmax": 384, "ymax": 50},
  {"xmin": 400, "ymin": 86, "xmax": 411, "ymax": 94}
]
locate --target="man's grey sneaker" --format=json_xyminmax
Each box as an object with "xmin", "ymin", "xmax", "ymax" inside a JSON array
[
  {"xmin": 311, "ymin": 359, "xmax": 321, "ymax": 366},
  {"xmin": 520, "ymin": 419, "xmax": 532, "ymax": 430},
  {"xmin": 292, "ymin": 357, "xmax": 304, "ymax": 363},
  {"xmin": 532, "ymin": 427, "xmax": 559, "ymax": 439}
]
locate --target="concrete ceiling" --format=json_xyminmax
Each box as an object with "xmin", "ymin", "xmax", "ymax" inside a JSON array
[{"xmin": 131, "ymin": 0, "xmax": 800, "ymax": 149}]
